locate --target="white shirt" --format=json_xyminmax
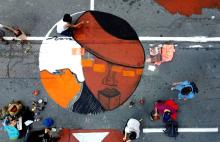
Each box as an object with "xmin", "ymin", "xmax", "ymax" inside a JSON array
[
  {"xmin": 124, "ymin": 118, "xmax": 140, "ymax": 138},
  {"xmin": 56, "ymin": 20, "xmax": 69, "ymax": 33}
]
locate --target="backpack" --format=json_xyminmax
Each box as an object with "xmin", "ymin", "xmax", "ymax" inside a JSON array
[
  {"xmin": 190, "ymin": 82, "xmax": 199, "ymax": 93},
  {"xmin": 163, "ymin": 120, "xmax": 179, "ymax": 138}
]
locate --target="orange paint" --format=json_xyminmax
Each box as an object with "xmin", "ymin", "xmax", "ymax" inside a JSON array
[
  {"xmin": 40, "ymin": 69, "xmax": 81, "ymax": 108},
  {"xmin": 122, "ymin": 70, "xmax": 135, "ymax": 77},
  {"xmin": 155, "ymin": 0, "xmax": 220, "ymax": 16},
  {"xmin": 93, "ymin": 64, "xmax": 106, "ymax": 73},
  {"xmin": 72, "ymin": 48, "xmax": 85, "ymax": 55},
  {"xmin": 136, "ymin": 69, "xmax": 143, "ymax": 75},
  {"xmin": 111, "ymin": 66, "xmax": 123, "ymax": 73},
  {"xmin": 81, "ymin": 59, "xmax": 94, "ymax": 67}
]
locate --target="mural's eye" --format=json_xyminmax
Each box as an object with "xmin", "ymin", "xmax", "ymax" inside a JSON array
[{"xmin": 40, "ymin": 11, "xmax": 145, "ymax": 114}]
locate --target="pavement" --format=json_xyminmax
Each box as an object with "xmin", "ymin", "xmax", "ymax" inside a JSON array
[{"xmin": 0, "ymin": 0, "xmax": 220, "ymax": 142}]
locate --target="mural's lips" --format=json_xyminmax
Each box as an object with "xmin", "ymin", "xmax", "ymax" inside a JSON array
[{"xmin": 73, "ymin": 11, "xmax": 145, "ymax": 68}]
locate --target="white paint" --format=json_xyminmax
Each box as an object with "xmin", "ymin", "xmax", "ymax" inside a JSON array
[
  {"xmin": 143, "ymin": 128, "xmax": 218, "ymax": 133},
  {"xmin": 189, "ymin": 45, "xmax": 203, "ymax": 48},
  {"xmin": 90, "ymin": 0, "xmax": 95, "ymax": 10},
  {"xmin": 147, "ymin": 65, "xmax": 156, "ymax": 71},
  {"xmin": 73, "ymin": 132, "xmax": 109, "ymax": 142},
  {"xmin": 39, "ymin": 11, "xmax": 86, "ymax": 83},
  {"xmin": 39, "ymin": 37, "xmax": 85, "ymax": 82}
]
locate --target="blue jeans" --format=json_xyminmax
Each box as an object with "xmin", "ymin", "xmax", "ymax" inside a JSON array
[{"xmin": 61, "ymin": 28, "xmax": 73, "ymax": 37}]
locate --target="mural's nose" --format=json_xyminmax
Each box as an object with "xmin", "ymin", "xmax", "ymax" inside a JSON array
[{"xmin": 102, "ymin": 64, "xmax": 118, "ymax": 86}]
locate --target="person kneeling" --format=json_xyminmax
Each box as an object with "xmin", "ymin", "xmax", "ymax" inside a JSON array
[{"xmin": 123, "ymin": 118, "xmax": 140, "ymax": 142}]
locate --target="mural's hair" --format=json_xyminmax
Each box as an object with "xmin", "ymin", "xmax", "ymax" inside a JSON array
[{"xmin": 72, "ymin": 83, "xmax": 105, "ymax": 114}]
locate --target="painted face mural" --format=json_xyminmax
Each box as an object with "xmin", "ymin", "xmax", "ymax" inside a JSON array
[{"xmin": 39, "ymin": 11, "xmax": 145, "ymax": 114}]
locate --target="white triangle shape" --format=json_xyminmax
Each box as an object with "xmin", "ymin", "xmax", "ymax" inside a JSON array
[{"xmin": 73, "ymin": 132, "xmax": 109, "ymax": 142}]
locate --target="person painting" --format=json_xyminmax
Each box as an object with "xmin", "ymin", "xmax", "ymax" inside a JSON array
[
  {"xmin": 171, "ymin": 81, "xmax": 199, "ymax": 100},
  {"xmin": 150, "ymin": 100, "xmax": 178, "ymax": 122},
  {"xmin": 56, "ymin": 14, "xmax": 85, "ymax": 36},
  {"xmin": 123, "ymin": 118, "xmax": 140, "ymax": 142},
  {"xmin": 0, "ymin": 23, "xmax": 32, "ymax": 53}
]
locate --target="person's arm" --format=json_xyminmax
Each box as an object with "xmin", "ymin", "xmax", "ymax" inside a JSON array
[
  {"xmin": 68, "ymin": 21, "xmax": 85, "ymax": 28},
  {"xmin": 178, "ymin": 93, "xmax": 185, "ymax": 100},
  {"xmin": 172, "ymin": 81, "xmax": 182, "ymax": 86},
  {"xmin": 123, "ymin": 132, "xmax": 127, "ymax": 141},
  {"xmin": 1, "ymin": 25, "xmax": 17, "ymax": 33}
]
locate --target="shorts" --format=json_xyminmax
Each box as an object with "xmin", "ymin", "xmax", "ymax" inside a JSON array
[{"xmin": 61, "ymin": 28, "xmax": 73, "ymax": 37}]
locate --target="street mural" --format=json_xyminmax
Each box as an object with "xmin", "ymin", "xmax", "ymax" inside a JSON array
[
  {"xmin": 39, "ymin": 11, "xmax": 145, "ymax": 114},
  {"xmin": 155, "ymin": 0, "xmax": 220, "ymax": 16}
]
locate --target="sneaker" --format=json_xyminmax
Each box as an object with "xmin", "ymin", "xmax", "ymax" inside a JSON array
[
  {"xmin": 24, "ymin": 47, "xmax": 31, "ymax": 54},
  {"xmin": 129, "ymin": 101, "xmax": 135, "ymax": 108},
  {"xmin": 171, "ymin": 87, "xmax": 175, "ymax": 90}
]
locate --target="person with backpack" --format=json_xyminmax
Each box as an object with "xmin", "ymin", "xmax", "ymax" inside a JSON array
[
  {"xmin": 123, "ymin": 118, "xmax": 140, "ymax": 142},
  {"xmin": 171, "ymin": 81, "xmax": 199, "ymax": 100}
]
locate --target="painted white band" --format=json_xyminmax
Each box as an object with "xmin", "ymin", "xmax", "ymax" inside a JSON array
[
  {"xmin": 3, "ymin": 36, "xmax": 220, "ymax": 42},
  {"xmin": 139, "ymin": 36, "xmax": 220, "ymax": 42},
  {"xmin": 143, "ymin": 128, "xmax": 219, "ymax": 133},
  {"xmin": 90, "ymin": 0, "xmax": 95, "ymax": 10}
]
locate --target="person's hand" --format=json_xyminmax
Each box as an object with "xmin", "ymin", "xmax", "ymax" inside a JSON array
[
  {"xmin": 10, "ymin": 120, "xmax": 17, "ymax": 126},
  {"xmin": 45, "ymin": 128, "xmax": 51, "ymax": 134},
  {"xmin": 123, "ymin": 137, "xmax": 126, "ymax": 141}
]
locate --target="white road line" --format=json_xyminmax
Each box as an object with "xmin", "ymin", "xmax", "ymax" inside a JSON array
[
  {"xmin": 90, "ymin": 0, "xmax": 95, "ymax": 10},
  {"xmin": 3, "ymin": 36, "xmax": 220, "ymax": 42},
  {"xmin": 139, "ymin": 36, "xmax": 220, "ymax": 42},
  {"xmin": 143, "ymin": 128, "xmax": 219, "ymax": 133}
]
